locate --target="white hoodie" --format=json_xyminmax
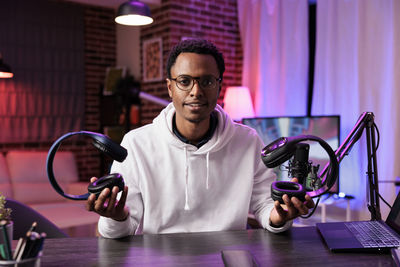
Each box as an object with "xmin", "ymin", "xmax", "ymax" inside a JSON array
[{"xmin": 98, "ymin": 103, "xmax": 292, "ymax": 238}]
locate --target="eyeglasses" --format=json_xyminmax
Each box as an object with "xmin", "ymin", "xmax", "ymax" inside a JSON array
[{"xmin": 170, "ymin": 75, "xmax": 222, "ymax": 91}]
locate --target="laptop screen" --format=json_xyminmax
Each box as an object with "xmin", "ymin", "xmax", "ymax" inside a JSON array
[{"xmin": 386, "ymin": 191, "xmax": 400, "ymax": 233}]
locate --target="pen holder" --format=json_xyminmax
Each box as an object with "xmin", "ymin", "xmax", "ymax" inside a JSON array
[
  {"xmin": 0, "ymin": 222, "xmax": 13, "ymax": 246},
  {"xmin": 0, "ymin": 253, "xmax": 41, "ymax": 267}
]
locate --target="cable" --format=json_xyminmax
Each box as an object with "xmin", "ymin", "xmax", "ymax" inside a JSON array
[
  {"xmin": 373, "ymin": 123, "xmax": 380, "ymax": 150},
  {"xmin": 367, "ymin": 123, "xmax": 391, "ymax": 209},
  {"xmin": 378, "ymin": 191, "xmax": 392, "ymax": 208},
  {"xmin": 300, "ymin": 196, "xmax": 321, "ymax": 219}
]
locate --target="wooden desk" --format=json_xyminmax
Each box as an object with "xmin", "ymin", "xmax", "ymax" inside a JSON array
[{"xmin": 39, "ymin": 227, "xmax": 393, "ymax": 266}]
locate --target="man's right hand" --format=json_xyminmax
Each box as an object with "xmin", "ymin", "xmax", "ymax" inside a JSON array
[{"xmin": 86, "ymin": 177, "xmax": 129, "ymax": 221}]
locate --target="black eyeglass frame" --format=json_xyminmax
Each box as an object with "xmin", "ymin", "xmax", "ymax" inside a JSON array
[{"xmin": 169, "ymin": 75, "xmax": 222, "ymax": 91}]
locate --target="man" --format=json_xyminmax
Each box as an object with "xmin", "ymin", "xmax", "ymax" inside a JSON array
[{"xmin": 86, "ymin": 39, "xmax": 314, "ymax": 238}]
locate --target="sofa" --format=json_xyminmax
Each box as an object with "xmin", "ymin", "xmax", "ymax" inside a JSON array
[{"xmin": 0, "ymin": 150, "xmax": 99, "ymax": 237}]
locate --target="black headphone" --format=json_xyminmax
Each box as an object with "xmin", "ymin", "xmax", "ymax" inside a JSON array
[
  {"xmin": 46, "ymin": 131, "xmax": 128, "ymax": 200},
  {"xmin": 261, "ymin": 135, "xmax": 338, "ymax": 203}
]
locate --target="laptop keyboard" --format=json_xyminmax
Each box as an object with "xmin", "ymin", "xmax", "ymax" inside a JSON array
[{"xmin": 345, "ymin": 221, "xmax": 400, "ymax": 248}]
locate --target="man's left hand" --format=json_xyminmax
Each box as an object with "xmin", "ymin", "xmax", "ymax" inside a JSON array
[{"xmin": 269, "ymin": 178, "xmax": 315, "ymax": 227}]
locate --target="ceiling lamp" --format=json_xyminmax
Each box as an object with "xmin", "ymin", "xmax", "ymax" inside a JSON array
[
  {"xmin": 0, "ymin": 53, "xmax": 13, "ymax": 79},
  {"xmin": 115, "ymin": 0, "xmax": 154, "ymax": 26}
]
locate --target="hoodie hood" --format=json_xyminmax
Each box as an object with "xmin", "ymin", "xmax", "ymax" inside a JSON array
[{"xmin": 153, "ymin": 103, "xmax": 236, "ymax": 154}]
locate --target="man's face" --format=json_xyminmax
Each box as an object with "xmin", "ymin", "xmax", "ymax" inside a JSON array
[{"xmin": 167, "ymin": 52, "xmax": 220, "ymax": 125}]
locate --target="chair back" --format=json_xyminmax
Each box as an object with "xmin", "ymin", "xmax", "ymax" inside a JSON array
[{"xmin": 5, "ymin": 198, "xmax": 68, "ymax": 239}]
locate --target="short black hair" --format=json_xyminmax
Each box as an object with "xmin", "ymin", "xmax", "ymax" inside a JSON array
[{"xmin": 166, "ymin": 39, "xmax": 225, "ymax": 80}]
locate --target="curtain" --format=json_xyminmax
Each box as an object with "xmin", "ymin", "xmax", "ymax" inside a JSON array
[
  {"xmin": 238, "ymin": 0, "xmax": 309, "ymax": 117},
  {"xmin": 312, "ymin": 0, "xmax": 400, "ymax": 219},
  {"xmin": 0, "ymin": 0, "xmax": 84, "ymax": 143},
  {"xmin": 239, "ymin": 0, "xmax": 400, "ymax": 220}
]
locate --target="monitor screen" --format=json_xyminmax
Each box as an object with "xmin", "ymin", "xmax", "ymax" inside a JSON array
[{"xmin": 242, "ymin": 116, "xmax": 340, "ymax": 193}]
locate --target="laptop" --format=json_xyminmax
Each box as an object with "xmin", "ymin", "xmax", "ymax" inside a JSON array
[{"xmin": 317, "ymin": 191, "xmax": 400, "ymax": 252}]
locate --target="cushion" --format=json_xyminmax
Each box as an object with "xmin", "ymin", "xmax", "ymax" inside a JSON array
[
  {"xmin": 66, "ymin": 182, "xmax": 90, "ymax": 196},
  {"xmin": 30, "ymin": 202, "xmax": 99, "ymax": 228},
  {"xmin": 6, "ymin": 150, "xmax": 79, "ymax": 183},
  {"xmin": 6, "ymin": 150, "xmax": 79, "ymax": 204},
  {"xmin": 12, "ymin": 182, "xmax": 68, "ymax": 204}
]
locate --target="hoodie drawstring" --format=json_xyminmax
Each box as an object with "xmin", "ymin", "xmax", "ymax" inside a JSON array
[
  {"xmin": 206, "ymin": 152, "xmax": 210, "ymax": 189},
  {"xmin": 184, "ymin": 148, "xmax": 211, "ymax": 210},
  {"xmin": 184, "ymin": 147, "xmax": 190, "ymax": 210}
]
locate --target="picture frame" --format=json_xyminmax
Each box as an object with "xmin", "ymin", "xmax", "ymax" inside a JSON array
[
  {"xmin": 142, "ymin": 37, "xmax": 163, "ymax": 82},
  {"xmin": 103, "ymin": 66, "xmax": 126, "ymax": 95}
]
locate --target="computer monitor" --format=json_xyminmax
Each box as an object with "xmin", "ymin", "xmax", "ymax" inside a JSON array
[{"xmin": 242, "ymin": 115, "xmax": 340, "ymax": 193}]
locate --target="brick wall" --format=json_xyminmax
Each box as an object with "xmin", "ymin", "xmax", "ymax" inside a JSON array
[
  {"xmin": 0, "ymin": 0, "xmax": 242, "ymax": 181},
  {"xmin": 81, "ymin": 5, "xmax": 117, "ymax": 178},
  {"xmin": 140, "ymin": 0, "xmax": 243, "ymax": 124},
  {"xmin": 0, "ymin": 3, "xmax": 116, "ymax": 182}
]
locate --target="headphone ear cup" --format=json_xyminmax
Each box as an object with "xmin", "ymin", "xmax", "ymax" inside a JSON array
[
  {"xmin": 91, "ymin": 137, "xmax": 127, "ymax": 163},
  {"xmin": 88, "ymin": 173, "xmax": 125, "ymax": 197},
  {"xmin": 271, "ymin": 181, "xmax": 306, "ymax": 204}
]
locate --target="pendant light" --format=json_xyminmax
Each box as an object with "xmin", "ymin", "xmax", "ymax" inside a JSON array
[
  {"xmin": 0, "ymin": 53, "xmax": 13, "ymax": 79},
  {"xmin": 115, "ymin": 0, "xmax": 153, "ymax": 26}
]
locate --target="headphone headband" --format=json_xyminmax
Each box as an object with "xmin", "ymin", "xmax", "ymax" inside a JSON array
[{"xmin": 46, "ymin": 131, "xmax": 127, "ymax": 200}]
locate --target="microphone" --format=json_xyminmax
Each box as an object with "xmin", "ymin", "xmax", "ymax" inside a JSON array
[
  {"xmin": 289, "ymin": 143, "xmax": 311, "ymax": 185},
  {"xmin": 262, "ymin": 135, "xmax": 338, "ymax": 203}
]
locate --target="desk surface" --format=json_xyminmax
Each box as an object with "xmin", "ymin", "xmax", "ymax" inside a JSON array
[{"xmin": 39, "ymin": 226, "xmax": 394, "ymax": 266}]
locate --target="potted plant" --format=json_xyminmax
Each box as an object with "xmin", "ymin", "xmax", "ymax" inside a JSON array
[{"xmin": 0, "ymin": 193, "xmax": 12, "ymax": 241}]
